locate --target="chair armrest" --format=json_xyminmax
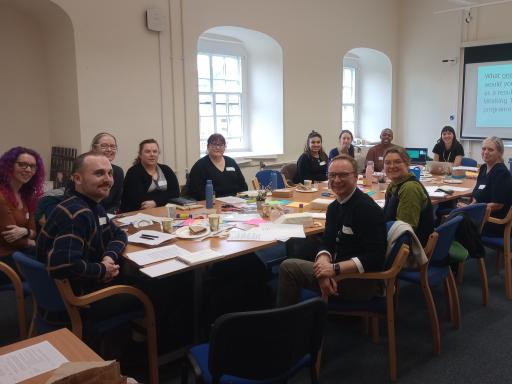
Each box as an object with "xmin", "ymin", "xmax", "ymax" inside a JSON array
[
  {"xmin": 487, "ymin": 207, "xmax": 512, "ymax": 225},
  {"xmin": 0, "ymin": 261, "xmax": 23, "ymax": 291}
]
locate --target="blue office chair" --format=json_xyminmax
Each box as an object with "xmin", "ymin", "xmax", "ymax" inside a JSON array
[
  {"xmin": 0, "ymin": 261, "xmax": 31, "ymax": 339},
  {"xmin": 13, "ymin": 251, "xmax": 160, "ymax": 384},
  {"xmin": 446, "ymin": 203, "xmax": 490, "ymax": 305},
  {"xmin": 461, "ymin": 157, "xmax": 477, "ymax": 167},
  {"xmin": 254, "ymin": 170, "xmax": 286, "ymax": 190},
  {"xmin": 398, "ymin": 215, "xmax": 463, "ymax": 355},
  {"xmin": 480, "ymin": 207, "xmax": 512, "ymax": 300},
  {"xmin": 183, "ymin": 298, "xmax": 326, "ymax": 384},
  {"xmin": 300, "ymin": 221, "xmax": 411, "ymax": 382}
]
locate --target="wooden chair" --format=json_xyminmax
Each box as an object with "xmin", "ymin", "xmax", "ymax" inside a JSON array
[
  {"xmin": 0, "ymin": 261, "xmax": 29, "ymax": 339},
  {"xmin": 481, "ymin": 207, "xmax": 512, "ymax": 299},
  {"xmin": 55, "ymin": 279, "xmax": 159, "ymax": 384}
]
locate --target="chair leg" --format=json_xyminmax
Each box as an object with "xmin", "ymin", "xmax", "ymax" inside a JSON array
[
  {"xmin": 447, "ymin": 270, "xmax": 460, "ymax": 330},
  {"xmin": 14, "ymin": 288, "xmax": 27, "ymax": 339},
  {"xmin": 504, "ymin": 249, "xmax": 512, "ymax": 300},
  {"xmin": 370, "ymin": 317, "xmax": 380, "ymax": 344},
  {"xmin": 478, "ymin": 258, "xmax": 489, "ymax": 306},
  {"xmin": 456, "ymin": 262, "xmax": 465, "ymax": 285},
  {"xmin": 421, "ymin": 275, "xmax": 440, "ymax": 355},
  {"xmin": 145, "ymin": 318, "xmax": 159, "ymax": 384},
  {"xmin": 386, "ymin": 299, "xmax": 397, "ymax": 382},
  {"xmin": 315, "ymin": 340, "xmax": 323, "ymax": 379},
  {"xmin": 443, "ymin": 279, "xmax": 454, "ymax": 323},
  {"xmin": 495, "ymin": 250, "xmax": 502, "ymax": 274}
]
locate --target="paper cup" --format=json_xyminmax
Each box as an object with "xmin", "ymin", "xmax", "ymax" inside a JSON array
[
  {"xmin": 208, "ymin": 214, "xmax": 220, "ymax": 231},
  {"xmin": 304, "ymin": 180, "xmax": 312, "ymax": 188},
  {"xmin": 162, "ymin": 217, "xmax": 174, "ymax": 233}
]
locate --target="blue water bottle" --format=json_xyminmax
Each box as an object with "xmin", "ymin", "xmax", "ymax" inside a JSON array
[
  {"xmin": 205, "ymin": 179, "xmax": 214, "ymax": 208},
  {"xmin": 271, "ymin": 172, "xmax": 278, "ymax": 191}
]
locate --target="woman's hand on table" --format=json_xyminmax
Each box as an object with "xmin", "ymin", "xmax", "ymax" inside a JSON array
[{"xmin": 140, "ymin": 200, "xmax": 157, "ymax": 210}]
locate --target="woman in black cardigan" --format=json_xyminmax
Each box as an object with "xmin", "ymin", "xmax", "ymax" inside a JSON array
[{"xmin": 121, "ymin": 139, "xmax": 179, "ymax": 212}]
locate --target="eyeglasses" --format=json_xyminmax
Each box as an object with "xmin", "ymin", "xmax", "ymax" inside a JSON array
[
  {"xmin": 328, "ymin": 171, "xmax": 355, "ymax": 180},
  {"xmin": 96, "ymin": 144, "xmax": 118, "ymax": 151},
  {"xmin": 209, "ymin": 143, "xmax": 225, "ymax": 148},
  {"xmin": 15, "ymin": 162, "xmax": 38, "ymax": 171}
]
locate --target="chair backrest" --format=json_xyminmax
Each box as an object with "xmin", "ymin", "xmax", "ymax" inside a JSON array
[
  {"xmin": 461, "ymin": 157, "xmax": 477, "ymax": 167},
  {"xmin": 12, "ymin": 251, "xmax": 66, "ymax": 312},
  {"xmin": 255, "ymin": 169, "xmax": 286, "ymax": 189},
  {"xmin": 447, "ymin": 203, "xmax": 489, "ymax": 234},
  {"xmin": 430, "ymin": 215, "xmax": 464, "ymax": 265},
  {"xmin": 208, "ymin": 297, "xmax": 326, "ymax": 382},
  {"xmin": 384, "ymin": 221, "xmax": 412, "ymax": 270}
]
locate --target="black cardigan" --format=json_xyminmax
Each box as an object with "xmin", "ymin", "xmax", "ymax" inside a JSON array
[
  {"xmin": 186, "ymin": 155, "xmax": 248, "ymax": 200},
  {"xmin": 121, "ymin": 163, "xmax": 179, "ymax": 212}
]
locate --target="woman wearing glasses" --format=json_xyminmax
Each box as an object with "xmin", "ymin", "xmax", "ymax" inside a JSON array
[
  {"xmin": 382, "ymin": 147, "xmax": 434, "ymax": 246},
  {"xmin": 0, "ymin": 147, "xmax": 45, "ymax": 280},
  {"xmin": 90, "ymin": 133, "xmax": 124, "ymax": 213},
  {"xmin": 121, "ymin": 139, "xmax": 180, "ymax": 212},
  {"xmin": 186, "ymin": 133, "xmax": 248, "ymax": 200}
]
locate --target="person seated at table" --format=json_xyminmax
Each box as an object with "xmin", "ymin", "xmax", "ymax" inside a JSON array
[
  {"xmin": 328, "ymin": 130, "xmax": 355, "ymax": 164},
  {"xmin": 186, "ymin": 133, "xmax": 247, "ymax": 200},
  {"xmin": 383, "ymin": 147, "xmax": 434, "ymax": 246},
  {"xmin": 66, "ymin": 132, "xmax": 124, "ymax": 214},
  {"xmin": 295, "ymin": 130, "xmax": 328, "ymax": 184},
  {"xmin": 0, "ymin": 147, "xmax": 44, "ymax": 283},
  {"xmin": 457, "ymin": 136, "xmax": 512, "ymax": 236},
  {"xmin": 432, "ymin": 125, "xmax": 464, "ymax": 166},
  {"xmin": 277, "ymin": 155, "xmax": 387, "ymax": 307},
  {"xmin": 121, "ymin": 139, "xmax": 179, "ymax": 212},
  {"xmin": 366, "ymin": 128, "xmax": 394, "ymax": 172}
]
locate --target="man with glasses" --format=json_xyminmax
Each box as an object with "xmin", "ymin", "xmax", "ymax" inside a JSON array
[{"xmin": 277, "ymin": 154, "xmax": 387, "ymax": 306}]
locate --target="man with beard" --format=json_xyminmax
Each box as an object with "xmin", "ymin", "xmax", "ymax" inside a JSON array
[{"xmin": 277, "ymin": 154, "xmax": 387, "ymax": 306}]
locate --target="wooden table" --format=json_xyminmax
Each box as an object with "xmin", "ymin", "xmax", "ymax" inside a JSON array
[{"xmin": 0, "ymin": 328, "xmax": 102, "ymax": 384}]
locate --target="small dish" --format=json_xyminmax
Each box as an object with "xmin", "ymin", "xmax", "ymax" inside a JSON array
[
  {"xmin": 295, "ymin": 187, "xmax": 318, "ymax": 193},
  {"xmin": 174, "ymin": 225, "xmax": 211, "ymax": 239}
]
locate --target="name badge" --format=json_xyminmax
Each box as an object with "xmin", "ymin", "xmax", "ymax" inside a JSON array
[
  {"xmin": 342, "ymin": 225, "xmax": 354, "ymax": 235},
  {"xmin": 226, "ymin": 167, "xmax": 236, "ymax": 171},
  {"xmin": 478, "ymin": 184, "xmax": 486, "ymax": 190},
  {"xmin": 378, "ymin": 156, "xmax": 383, "ymax": 161},
  {"xmin": 99, "ymin": 217, "xmax": 107, "ymax": 226},
  {"xmin": 157, "ymin": 180, "xmax": 167, "ymax": 187},
  {"xmin": 319, "ymin": 161, "xmax": 326, "ymax": 166}
]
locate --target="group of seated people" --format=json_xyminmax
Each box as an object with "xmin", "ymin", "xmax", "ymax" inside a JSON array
[{"xmin": 1, "ymin": 126, "xmax": 512, "ymax": 361}]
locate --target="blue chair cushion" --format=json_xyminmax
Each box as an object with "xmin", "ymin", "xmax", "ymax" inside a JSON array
[
  {"xmin": 0, "ymin": 281, "xmax": 31, "ymax": 296},
  {"xmin": 190, "ymin": 344, "xmax": 310, "ymax": 384},
  {"xmin": 398, "ymin": 266, "xmax": 449, "ymax": 286},
  {"xmin": 481, "ymin": 235, "xmax": 508, "ymax": 249}
]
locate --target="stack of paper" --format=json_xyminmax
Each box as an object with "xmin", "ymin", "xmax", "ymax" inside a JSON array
[
  {"xmin": 115, "ymin": 213, "xmax": 164, "ymax": 226},
  {"xmin": 127, "ymin": 230, "xmax": 175, "ymax": 246},
  {"xmin": 126, "ymin": 244, "xmax": 192, "ymax": 266},
  {"xmin": 228, "ymin": 223, "xmax": 305, "ymax": 242},
  {"xmin": 140, "ymin": 259, "xmax": 188, "ymax": 277},
  {"xmin": 177, "ymin": 249, "xmax": 225, "ymax": 265}
]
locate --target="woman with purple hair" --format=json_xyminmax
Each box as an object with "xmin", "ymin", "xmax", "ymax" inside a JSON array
[{"xmin": 0, "ymin": 147, "xmax": 45, "ymax": 276}]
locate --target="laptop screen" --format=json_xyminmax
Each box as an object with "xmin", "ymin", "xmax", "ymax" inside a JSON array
[{"xmin": 405, "ymin": 148, "xmax": 428, "ymax": 164}]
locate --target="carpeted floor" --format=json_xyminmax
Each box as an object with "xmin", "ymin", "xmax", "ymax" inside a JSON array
[{"xmin": 2, "ymin": 249, "xmax": 512, "ymax": 383}]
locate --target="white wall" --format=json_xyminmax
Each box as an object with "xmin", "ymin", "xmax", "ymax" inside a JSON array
[
  {"xmin": 0, "ymin": 4, "xmax": 51, "ymax": 168},
  {"xmin": 398, "ymin": 0, "xmax": 512, "ymax": 162}
]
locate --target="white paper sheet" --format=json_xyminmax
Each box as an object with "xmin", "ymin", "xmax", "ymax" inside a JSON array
[
  {"xmin": 0, "ymin": 341, "xmax": 68, "ymax": 384},
  {"xmin": 126, "ymin": 244, "xmax": 192, "ymax": 266},
  {"xmin": 215, "ymin": 196, "xmax": 247, "ymax": 204},
  {"xmin": 140, "ymin": 259, "xmax": 189, "ymax": 277},
  {"xmin": 127, "ymin": 230, "xmax": 175, "ymax": 246},
  {"xmin": 439, "ymin": 185, "xmax": 471, "ymax": 192},
  {"xmin": 221, "ymin": 214, "xmax": 262, "ymax": 222},
  {"xmin": 115, "ymin": 213, "xmax": 164, "ymax": 226},
  {"xmin": 374, "ymin": 199, "xmax": 385, "ymax": 208},
  {"xmin": 228, "ymin": 229, "xmax": 266, "ymax": 241},
  {"xmin": 177, "ymin": 249, "xmax": 225, "ymax": 265},
  {"xmin": 310, "ymin": 212, "xmax": 327, "ymax": 219},
  {"xmin": 228, "ymin": 224, "xmax": 305, "ymax": 242}
]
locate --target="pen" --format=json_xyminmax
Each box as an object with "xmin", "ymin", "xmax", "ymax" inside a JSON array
[{"xmin": 140, "ymin": 234, "xmax": 159, "ymax": 239}]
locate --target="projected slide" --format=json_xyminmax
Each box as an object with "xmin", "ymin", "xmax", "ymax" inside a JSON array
[{"xmin": 476, "ymin": 64, "xmax": 512, "ymax": 128}]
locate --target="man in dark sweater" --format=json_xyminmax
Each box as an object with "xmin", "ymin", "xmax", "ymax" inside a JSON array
[
  {"xmin": 277, "ymin": 154, "xmax": 387, "ymax": 306},
  {"xmin": 37, "ymin": 152, "xmax": 127, "ymax": 295}
]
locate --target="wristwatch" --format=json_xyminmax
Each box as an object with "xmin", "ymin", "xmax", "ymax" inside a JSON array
[{"xmin": 333, "ymin": 263, "xmax": 341, "ymax": 276}]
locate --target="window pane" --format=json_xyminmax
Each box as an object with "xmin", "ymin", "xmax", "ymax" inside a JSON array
[
  {"xmin": 228, "ymin": 115, "xmax": 242, "ymax": 137},
  {"xmin": 225, "ymin": 57, "xmax": 240, "ymax": 80},
  {"xmin": 226, "ymin": 80, "xmax": 241, "ymax": 92},
  {"xmin": 199, "ymin": 94, "xmax": 213, "ymax": 116},
  {"xmin": 343, "ymin": 86, "xmax": 354, "ymax": 104},
  {"xmin": 197, "ymin": 55, "xmax": 210, "ymax": 79},
  {"xmin": 343, "ymin": 105, "xmax": 354, "ymax": 122},
  {"xmin": 212, "ymin": 56, "xmax": 225, "ymax": 79},
  {"xmin": 198, "ymin": 78, "xmax": 211, "ymax": 92},
  {"xmin": 226, "ymin": 137, "xmax": 243, "ymax": 149},
  {"xmin": 213, "ymin": 79, "xmax": 226, "ymax": 92},
  {"xmin": 342, "ymin": 121, "xmax": 354, "ymax": 132},
  {"xmin": 216, "ymin": 116, "xmax": 228, "ymax": 136},
  {"xmin": 228, "ymin": 95, "xmax": 241, "ymax": 114},
  {"xmin": 200, "ymin": 116, "xmax": 215, "ymax": 139},
  {"xmin": 343, "ymin": 68, "xmax": 353, "ymax": 87},
  {"xmin": 215, "ymin": 94, "xmax": 227, "ymax": 115},
  {"xmin": 200, "ymin": 140, "xmax": 208, "ymax": 152}
]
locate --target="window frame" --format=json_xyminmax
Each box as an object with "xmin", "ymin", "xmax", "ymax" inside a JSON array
[
  {"xmin": 197, "ymin": 34, "xmax": 249, "ymax": 154},
  {"xmin": 342, "ymin": 58, "xmax": 359, "ymax": 136}
]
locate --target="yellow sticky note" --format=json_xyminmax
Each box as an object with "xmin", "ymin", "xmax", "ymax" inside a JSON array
[{"xmin": 286, "ymin": 201, "xmax": 309, "ymax": 208}]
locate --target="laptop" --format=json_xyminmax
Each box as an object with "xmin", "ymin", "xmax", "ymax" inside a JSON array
[{"xmin": 405, "ymin": 148, "xmax": 428, "ymax": 165}]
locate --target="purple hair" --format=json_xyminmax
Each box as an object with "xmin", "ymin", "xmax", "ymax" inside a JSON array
[{"xmin": 0, "ymin": 147, "xmax": 46, "ymax": 213}]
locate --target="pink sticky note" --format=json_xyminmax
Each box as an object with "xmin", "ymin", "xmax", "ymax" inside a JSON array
[{"xmin": 244, "ymin": 218, "xmax": 268, "ymax": 225}]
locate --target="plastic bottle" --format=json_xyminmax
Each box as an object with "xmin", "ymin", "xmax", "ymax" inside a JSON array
[
  {"xmin": 205, "ymin": 179, "xmax": 214, "ymax": 209},
  {"xmin": 271, "ymin": 172, "xmax": 278, "ymax": 191},
  {"xmin": 365, "ymin": 161, "xmax": 374, "ymax": 186}
]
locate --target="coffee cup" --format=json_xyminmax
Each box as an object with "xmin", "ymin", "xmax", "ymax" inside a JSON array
[{"xmin": 208, "ymin": 214, "xmax": 220, "ymax": 231}]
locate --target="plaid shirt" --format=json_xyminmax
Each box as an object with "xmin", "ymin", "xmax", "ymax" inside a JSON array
[{"xmin": 37, "ymin": 191, "xmax": 127, "ymax": 294}]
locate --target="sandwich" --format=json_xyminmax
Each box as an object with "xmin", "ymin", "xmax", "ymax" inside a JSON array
[{"xmin": 189, "ymin": 225, "xmax": 207, "ymax": 235}]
